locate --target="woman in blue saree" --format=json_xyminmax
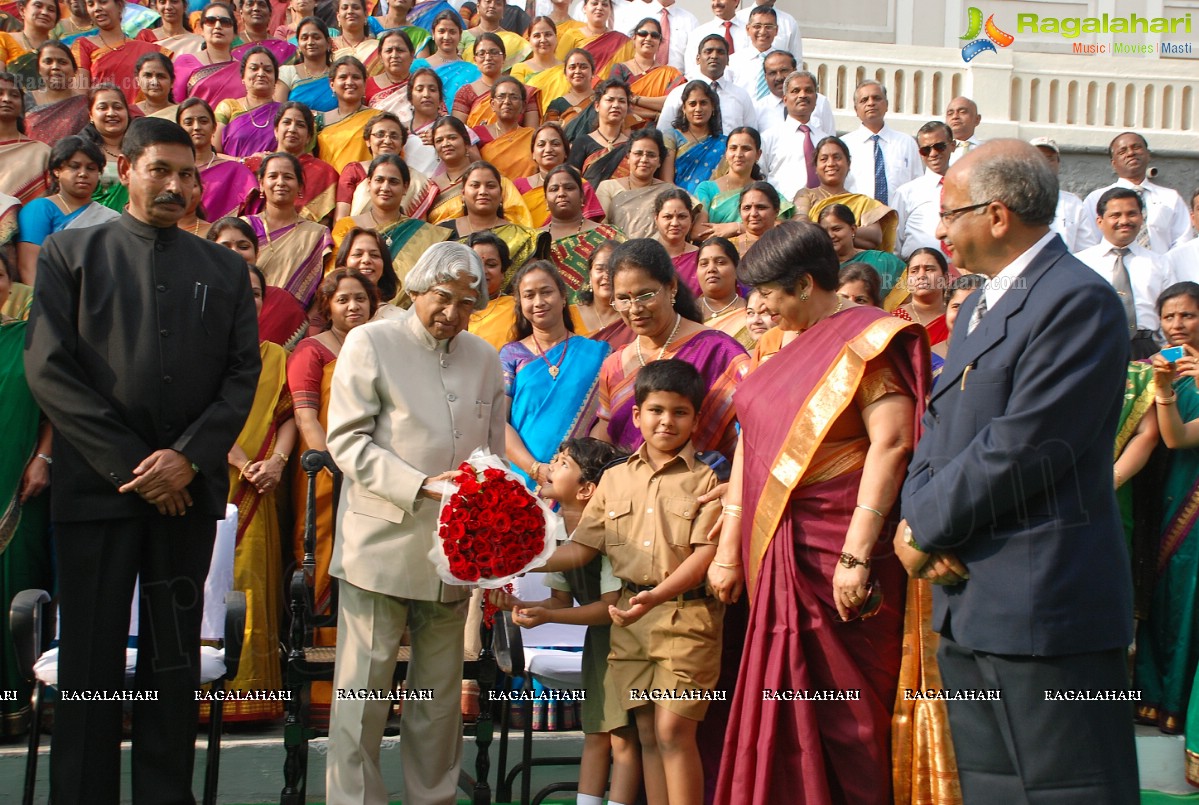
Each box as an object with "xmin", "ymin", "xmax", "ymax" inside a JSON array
[
  {"xmin": 663, "ymin": 80, "xmax": 726, "ymax": 194},
  {"xmin": 276, "ymin": 16, "xmax": 336, "ymax": 112},
  {"xmin": 502, "ymin": 259, "xmax": 610, "ymax": 489},
  {"xmin": 408, "ymin": 10, "xmax": 478, "ymax": 112}
]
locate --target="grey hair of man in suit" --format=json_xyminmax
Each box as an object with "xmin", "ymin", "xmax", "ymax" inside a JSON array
[
  {"xmin": 965, "ymin": 142, "xmax": 1058, "ymax": 226},
  {"xmin": 405, "ymin": 241, "xmax": 490, "ymax": 311}
]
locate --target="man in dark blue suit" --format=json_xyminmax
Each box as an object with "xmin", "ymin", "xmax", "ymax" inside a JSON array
[{"xmin": 896, "ymin": 139, "xmax": 1139, "ymax": 803}]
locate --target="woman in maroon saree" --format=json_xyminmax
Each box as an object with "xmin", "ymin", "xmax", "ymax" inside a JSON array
[{"xmin": 708, "ymin": 221, "xmax": 930, "ymax": 805}]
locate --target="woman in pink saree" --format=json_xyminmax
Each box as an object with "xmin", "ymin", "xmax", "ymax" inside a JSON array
[{"xmin": 708, "ymin": 221, "xmax": 930, "ymax": 805}]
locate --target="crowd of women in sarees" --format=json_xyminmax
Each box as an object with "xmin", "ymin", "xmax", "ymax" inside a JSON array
[{"xmin": 0, "ymin": 0, "xmax": 928, "ymax": 743}]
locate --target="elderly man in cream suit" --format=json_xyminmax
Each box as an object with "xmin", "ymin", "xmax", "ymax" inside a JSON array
[{"xmin": 325, "ymin": 242, "xmax": 507, "ymax": 805}]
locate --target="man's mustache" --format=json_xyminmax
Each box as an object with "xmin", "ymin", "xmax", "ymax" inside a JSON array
[{"xmin": 154, "ymin": 192, "xmax": 186, "ymax": 207}]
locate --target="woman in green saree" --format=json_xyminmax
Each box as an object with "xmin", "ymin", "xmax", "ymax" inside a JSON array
[
  {"xmin": 542, "ymin": 164, "xmax": 624, "ymax": 303},
  {"xmin": 0, "ymin": 252, "xmax": 52, "ymax": 737},
  {"xmin": 83, "ymin": 83, "xmax": 131, "ymax": 212},
  {"xmin": 1136, "ymin": 282, "xmax": 1199, "ymax": 741}
]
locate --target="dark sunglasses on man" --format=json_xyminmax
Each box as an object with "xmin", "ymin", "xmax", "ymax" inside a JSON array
[{"xmin": 918, "ymin": 141, "xmax": 950, "ymax": 157}]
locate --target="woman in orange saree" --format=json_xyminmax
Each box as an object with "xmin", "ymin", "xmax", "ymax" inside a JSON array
[
  {"xmin": 708, "ymin": 221, "xmax": 929, "ymax": 805},
  {"xmin": 286, "ymin": 267, "xmax": 377, "ymax": 726},
  {"xmin": 610, "ymin": 16, "xmax": 683, "ymax": 125}
]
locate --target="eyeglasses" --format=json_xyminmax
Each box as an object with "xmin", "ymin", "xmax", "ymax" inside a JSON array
[
  {"xmin": 634, "ymin": 28, "xmax": 662, "ymax": 39},
  {"xmin": 918, "ymin": 141, "xmax": 949, "ymax": 156},
  {"xmin": 610, "ymin": 286, "xmax": 663, "ymax": 311},
  {"xmin": 939, "ymin": 200, "xmax": 994, "ymax": 223},
  {"xmin": 475, "ymin": 49, "xmax": 503, "ymax": 58},
  {"xmin": 839, "ymin": 582, "xmax": 883, "ymax": 622},
  {"xmin": 492, "ymin": 92, "xmax": 521, "ymax": 103},
  {"xmin": 202, "ymin": 14, "xmax": 234, "ymax": 26},
  {"xmin": 748, "ymin": 23, "xmax": 777, "ymax": 32},
  {"xmin": 369, "ymin": 130, "xmax": 402, "ymax": 140}
]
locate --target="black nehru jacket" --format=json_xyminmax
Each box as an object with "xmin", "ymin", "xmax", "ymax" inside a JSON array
[{"xmin": 25, "ymin": 212, "xmax": 261, "ymax": 521}]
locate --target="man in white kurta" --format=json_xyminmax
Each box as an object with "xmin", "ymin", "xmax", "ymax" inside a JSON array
[{"xmin": 325, "ymin": 243, "xmax": 507, "ymax": 805}]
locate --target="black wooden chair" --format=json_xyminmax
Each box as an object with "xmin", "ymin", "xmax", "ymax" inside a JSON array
[
  {"xmin": 8, "ymin": 508, "xmax": 247, "ymax": 805},
  {"xmin": 280, "ymin": 449, "xmax": 499, "ymax": 805}
]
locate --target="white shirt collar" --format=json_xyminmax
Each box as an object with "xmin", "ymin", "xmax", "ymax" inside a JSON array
[{"xmin": 984, "ymin": 230, "xmax": 1058, "ymax": 311}]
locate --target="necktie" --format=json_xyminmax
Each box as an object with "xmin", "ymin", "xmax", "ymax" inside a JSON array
[
  {"xmin": 722, "ymin": 20, "xmax": 735, "ymax": 54},
  {"xmin": 657, "ymin": 8, "xmax": 670, "ymax": 65},
  {"xmin": 955, "ymin": 139, "xmax": 971, "ymax": 153},
  {"xmin": 1111, "ymin": 246, "xmax": 1138, "ymax": 334},
  {"xmin": 871, "ymin": 133, "xmax": 887, "ymax": 205},
  {"xmin": 799, "ymin": 123, "xmax": 817, "ymax": 188},
  {"xmin": 1133, "ymin": 187, "xmax": 1152, "ymax": 249},
  {"xmin": 967, "ymin": 293, "xmax": 987, "ymax": 335}
]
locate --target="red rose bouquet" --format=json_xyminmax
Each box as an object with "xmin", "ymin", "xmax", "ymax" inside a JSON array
[{"xmin": 428, "ymin": 450, "xmax": 564, "ymax": 588}]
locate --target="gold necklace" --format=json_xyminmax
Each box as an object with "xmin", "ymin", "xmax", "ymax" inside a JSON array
[
  {"xmin": 530, "ymin": 331, "xmax": 570, "ymax": 379},
  {"xmin": 56, "ymin": 192, "xmax": 81, "ymax": 214}
]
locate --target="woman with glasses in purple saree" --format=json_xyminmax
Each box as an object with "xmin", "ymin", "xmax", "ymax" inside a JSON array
[{"xmin": 708, "ymin": 221, "xmax": 929, "ymax": 805}]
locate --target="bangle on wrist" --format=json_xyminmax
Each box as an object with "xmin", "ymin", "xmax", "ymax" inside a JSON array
[
  {"xmin": 273, "ymin": 451, "xmax": 288, "ymax": 464},
  {"xmin": 838, "ymin": 551, "xmax": 870, "ymax": 570},
  {"xmin": 722, "ymin": 504, "xmax": 743, "ymax": 519},
  {"xmin": 1114, "ymin": 467, "xmax": 1123, "ymax": 487},
  {"xmin": 855, "ymin": 503, "xmax": 884, "ymax": 518},
  {"xmin": 1158, "ymin": 393, "xmax": 1178, "ymax": 405},
  {"xmin": 712, "ymin": 560, "xmax": 741, "ymax": 569},
  {"xmin": 239, "ymin": 459, "xmax": 251, "ymax": 479},
  {"xmin": 35, "ymin": 452, "xmax": 52, "ymax": 466}
]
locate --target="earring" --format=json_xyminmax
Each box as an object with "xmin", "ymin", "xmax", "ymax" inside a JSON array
[
  {"xmin": 799, "ymin": 288, "xmax": 809, "ymax": 302},
  {"xmin": 671, "ymin": 294, "xmax": 677, "ymax": 304}
]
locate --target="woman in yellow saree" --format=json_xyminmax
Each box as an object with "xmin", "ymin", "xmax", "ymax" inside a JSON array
[
  {"xmin": 332, "ymin": 155, "xmax": 450, "ymax": 305},
  {"xmin": 554, "ymin": 0, "xmax": 632, "ymax": 78},
  {"xmin": 472, "ymin": 76, "xmax": 537, "ymax": 178},
  {"xmin": 510, "ymin": 16, "xmax": 565, "ymax": 117},
  {"xmin": 440, "ymin": 161, "xmax": 549, "ymax": 287},
  {"xmin": 514, "ymin": 122, "xmax": 604, "ymax": 226},
  {"xmin": 466, "ymin": 230, "xmax": 517, "ymax": 350},
  {"xmin": 610, "ymin": 16, "xmax": 682, "ymax": 125},
  {"xmin": 286, "ymin": 267, "xmax": 377, "ymax": 727},
  {"xmin": 427, "ymin": 115, "xmax": 532, "ymax": 226},
  {"xmin": 220, "ymin": 263, "xmax": 297, "ymax": 722},
  {"xmin": 794, "ymin": 135, "xmax": 897, "ymax": 253},
  {"xmin": 315, "ymin": 55, "xmax": 375, "ymax": 172}
]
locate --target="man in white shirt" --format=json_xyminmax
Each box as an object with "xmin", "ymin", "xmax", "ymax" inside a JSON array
[
  {"xmin": 892, "ymin": 121, "xmax": 955, "ymax": 258},
  {"xmin": 753, "ymin": 49, "xmax": 833, "ymax": 134},
  {"xmin": 658, "ymin": 34, "xmax": 755, "ymax": 135},
  {"xmin": 1074, "ymin": 187, "xmax": 1173, "ymax": 358},
  {"xmin": 611, "ymin": 0, "xmax": 698, "ymax": 72},
  {"xmin": 1164, "ymin": 190, "xmax": 1199, "ymax": 283},
  {"xmin": 1078, "ymin": 131, "xmax": 1194, "ymax": 254},
  {"xmin": 729, "ymin": 6, "xmax": 787, "ymax": 100},
  {"xmin": 760, "ymin": 70, "xmax": 831, "ymax": 201},
  {"xmin": 843, "ymin": 80, "xmax": 923, "ymax": 203},
  {"xmin": 684, "ymin": 0, "xmax": 748, "ymax": 79},
  {"xmin": 735, "ymin": 0, "xmax": 800, "ymax": 56},
  {"xmin": 946, "ymin": 96, "xmax": 982, "ymax": 164},
  {"xmin": 1030, "ymin": 137, "xmax": 1089, "ymax": 252}
]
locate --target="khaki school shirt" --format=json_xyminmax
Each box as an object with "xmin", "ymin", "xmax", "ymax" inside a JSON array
[{"xmin": 571, "ymin": 442, "xmax": 721, "ymax": 587}]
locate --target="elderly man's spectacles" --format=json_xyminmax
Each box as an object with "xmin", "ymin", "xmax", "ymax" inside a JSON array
[{"xmin": 939, "ymin": 200, "xmax": 993, "ymax": 223}]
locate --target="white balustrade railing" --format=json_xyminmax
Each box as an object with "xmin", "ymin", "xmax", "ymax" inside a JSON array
[{"xmin": 803, "ymin": 39, "xmax": 1199, "ymax": 150}]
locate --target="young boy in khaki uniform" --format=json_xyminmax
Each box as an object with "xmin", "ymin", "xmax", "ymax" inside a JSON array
[{"xmin": 537, "ymin": 360, "xmax": 724, "ymax": 805}]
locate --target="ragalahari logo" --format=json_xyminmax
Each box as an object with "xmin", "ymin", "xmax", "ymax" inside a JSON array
[{"xmin": 960, "ymin": 8, "xmax": 1015, "ymax": 61}]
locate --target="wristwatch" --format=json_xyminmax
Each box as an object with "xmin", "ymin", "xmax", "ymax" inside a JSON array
[
  {"xmin": 904, "ymin": 524, "xmax": 924, "ymax": 552},
  {"xmin": 36, "ymin": 453, "xmax": 52, "ymax": 466}
]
